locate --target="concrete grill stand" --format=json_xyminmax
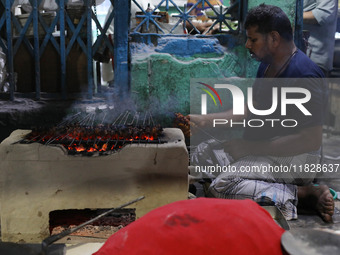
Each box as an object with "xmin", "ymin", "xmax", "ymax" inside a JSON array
[{"xmin": 0, "ymin": 128, "xmax": 188, "ymax": 243}]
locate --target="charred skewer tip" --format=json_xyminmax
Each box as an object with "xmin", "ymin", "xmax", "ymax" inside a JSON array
[{"xmin": 41, "ymin": 196, "xmax": 145, "ymax": 255}]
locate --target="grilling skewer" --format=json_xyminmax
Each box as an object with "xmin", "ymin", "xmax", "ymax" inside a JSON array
[
  {"xmin": 112, "ymin": 112, "xmax": 124, "ymax": 126},
  {"xmin": 59, "ymin": 134, "xmax": 70, "ymax": 144},
  {"xmin": 116, "ymin": 111, "xmax": 124, "ymax": 125},
  {"xmin": 123, "ymin": 112, "xmax": 129, "ymax": 125},
  {"xmin": 143, "ymin": 112, "xmax": 147, "ymax": 126},
  {"xmin": 118, "ymin": 111, "xmax": 129, "ymax": 125},
  {"xmin": 117, "ymin": 112, "xmax": 124, "ymax": 126},
  {"xmin": 46, "ymin": 134, "xmax": 68, "ymax": 145},
  {"xmin": 112, "ymin": 137, "xmax": 119, "ymax": 153},
  {"xmin": 128, "ymin": 112, "xmax": 138, "ymax": 125},
  {"xmin": 123, "ymin": 111, "xmax": 131, "ymax": 126},
  {"xmin": 94, "ymin": 137, "xmax": 102, "ymax": 149},
  {"xmin": 149, "ymin": 112, "xmax": 155, "ymax": 126},
  {"xmin": 101, "ymin": 112, "xmax": 107, "ymax": 125},
  {"xmin": 87, "ymin": 113, "xmax": 94, "ymax": 127},
  {"xmin": 148, "ymin": 111, "xmax": 152, "ymax": 125},
  {"xmin": 92, "ymin": 136, "xmax": 98, "ymax": 147},
  {"xmin": 57, "ymin": 112, "xmax": 81, "ymax": 127},
  {"xmin": 18, "ymin": 110, "xmax": 165, "ymax": 155},
  {"xmin": 84, "ymin": 113, "xmax": 93, "ymax": 127},
  {"xmin": 136, "ymin": 112, "xmax": 140, "ymax": 126},
  {"xmin": 37, "ymin": 135, "xmax": 48, "ymax": 143},
  {"xmin": 41, "ymin": 196, "xmax": 145, "ymax": 255},
  {"xmin": 90, "ymin": 113, "xmax": 96, "ymax": 128},
  {"xmin": 68, "ymin": 137, "xmax": 76, "ymax": 147},
  {"xmin": 103, "ymin": 137, "xmax": 111, "ymax": 152},
  {"xmin": 45, "ymin": 135, "xmax": 62, "ymax": 145},
  {"xmin": 77, "ymin": 113, "xmax": 89, "ymax": 126},
  {"xmin": 85, "ymin": 114, "xmax": 91, "ymax": 127}
]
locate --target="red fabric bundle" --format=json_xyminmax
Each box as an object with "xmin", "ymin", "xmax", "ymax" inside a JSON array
[{"xmin": 93, "ymin": 198, "xmax": 285, "ymax": 255}]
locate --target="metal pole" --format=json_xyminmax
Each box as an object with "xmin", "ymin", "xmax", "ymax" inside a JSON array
[
  {"xmin": 59, "ymin": 0, "xmax": 67, "ymax": 99},
  {"xmin": 113, "ymin": 0, "xmax": 130, "ymax": 98},
  {"xmin": 41, "ymin": 196, "xmax": 145, "ymax": 254},
  {"xmin": 294, "ymin": 0, "xmax": 304, "ymax": 51},
  {"xmin": 87, "ymin": 0, "xmax": 93, "ymax": 99},
  {"xmin": 32, "ymin": 0, "xmax": 40, "ymax": 99},
  {"xmin": 5, "ymin": 0, "xmax": 14, "ymax": 100}
]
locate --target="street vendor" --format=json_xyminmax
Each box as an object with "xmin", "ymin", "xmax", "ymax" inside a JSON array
[{"xmin": 190, "ymin": 4, "xmax": 334, "ymax": 222}]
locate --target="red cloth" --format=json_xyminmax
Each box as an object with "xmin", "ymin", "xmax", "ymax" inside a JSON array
[{"xmin": 93, "ymin": 198, "xmax": 285, "ymax": 255}]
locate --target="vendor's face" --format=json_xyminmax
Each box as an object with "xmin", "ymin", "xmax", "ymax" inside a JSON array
[{"xmin": 245, "ymin": 25, "xmax": 272, "ymax": 63}]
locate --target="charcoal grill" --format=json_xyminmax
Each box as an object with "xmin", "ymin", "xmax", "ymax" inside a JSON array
[
  {"xmin": 0, "ymin": 111, "xmax": 188, "ymax": 243},
  {"xmin": 21, "ymin": 124, "xmax": 165, "ymax": 156},
  {"xmin": 17, "ymin": 111, "xmax": 166, "ymax": 156}
]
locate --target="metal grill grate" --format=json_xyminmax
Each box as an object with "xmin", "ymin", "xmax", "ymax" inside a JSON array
[{"xmin": 16, "ymin": 111, "xmax": 166, "ymax": 156}]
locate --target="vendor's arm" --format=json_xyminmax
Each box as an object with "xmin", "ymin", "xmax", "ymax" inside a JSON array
[
  {"xmin": 303, "ymin": 0, "xmax": 337, "ymax": 25},
  {"xmin": 190, "ymin": 105, "xmax": 248, "ymax": 128},
  {"xmin": 303, "ymin": 11, "xmax": 319, "ymax": 24},
  {"xmin": 224, "ymin": 125, "xmax": 322, "ymax": 160}
]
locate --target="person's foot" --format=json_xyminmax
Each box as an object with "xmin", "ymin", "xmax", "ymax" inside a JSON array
[{"xmin": 298, "ymin": 185, "xmax": 334, "ymax": 222}]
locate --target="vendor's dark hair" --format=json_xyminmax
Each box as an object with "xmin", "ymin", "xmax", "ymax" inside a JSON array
[{"xmin": 244, "ymin": 4, "xmax": 293, "ymax": 41}]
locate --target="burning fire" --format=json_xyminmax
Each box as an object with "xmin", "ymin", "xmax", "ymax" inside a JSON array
[
  {"xmin": 23, "ymin": 124, "xmax": 163, "ymax": 155},
  {"xmin": 66, "ymin": 134, "xmax": 156, "ymax": 153}
]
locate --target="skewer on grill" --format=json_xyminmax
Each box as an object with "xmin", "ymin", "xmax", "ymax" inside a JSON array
[
  {"xmin": 123, "ymin": 111, "xmax": 131, "ymax": 125},
  {"xmin": 117, "ymin": 111, "xmax": 128, "ymax": 126},
  {"xmin": 57, "ymin": 112, "xmax": 81, "ymax": 127},
  {"xmin": 18, "ymin": 110, "xmax": 164, "ymax": 155},
  {"xmin": 128, "ymin": 112, "xmax": 138, "ymax": 125},
  {"xmin": 79, "ymin": 113, "xmax": 92, "ymax": 126},
  {"xmin": 112, "ymin": 112, "xmax": 124, "ymax": 126},
  {"xmin": 143, "ymin": 112, "xmax": 147, "ymax": 126},
  {"xmin": 37, "ymin": 135, "xmax": 48, "ymax": 143},
  {"xmin": 68, "ymin": 137, "xmax": 76, "ymax": 147},
  {"xmin": 101, "ymin": 112, "xmax": 107, "ymax": 125},
  {"xmin": 149, "ymin": 112, "xmax": 155, "ymax": 126},
  {"xmin": 45, "ymin": 135, "xmax": 61, "ymax": 145},
  {"xmin": 90, "ymin": 113, "xmax": 96, "ymax": 127}
]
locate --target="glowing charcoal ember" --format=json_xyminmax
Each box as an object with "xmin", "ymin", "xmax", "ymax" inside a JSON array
[
  {"xmin": 100, "ymin": 143, "xmax": 108, "ymax": 151},
  {"xmin": 22, "ymin": 124, "xmax": 164, "ymax": 156}
]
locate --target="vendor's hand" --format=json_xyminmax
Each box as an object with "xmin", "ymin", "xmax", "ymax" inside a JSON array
[
  {"xmin": 223, "ymin": 139, "xmax": 255, "ymax": 160},
  {"xmin": 174, "ymin": 113, "xmax": 211, "ymax": 137},
  {"xmin": 189, "ymin": 114, "xmax": 210, "ymax": 128},
  {"xmin": 174, "ymin": 113, "xmax": 191, "ymax": 137}
]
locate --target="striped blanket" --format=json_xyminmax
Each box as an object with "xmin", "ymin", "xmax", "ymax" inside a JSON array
[{"xmin": 190, "ymin": 139, "xmax": 321, "ymax": 220}]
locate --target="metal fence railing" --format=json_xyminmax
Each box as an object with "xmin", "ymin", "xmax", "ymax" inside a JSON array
[{"xmin": 0, "ymin": 0, "xmax": 302, "ymax": 100}]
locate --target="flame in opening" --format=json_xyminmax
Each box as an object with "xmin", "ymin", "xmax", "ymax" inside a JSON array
[{"xmin": 65, "ymin": 135, "xmax": 155, "ymax": 153}]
